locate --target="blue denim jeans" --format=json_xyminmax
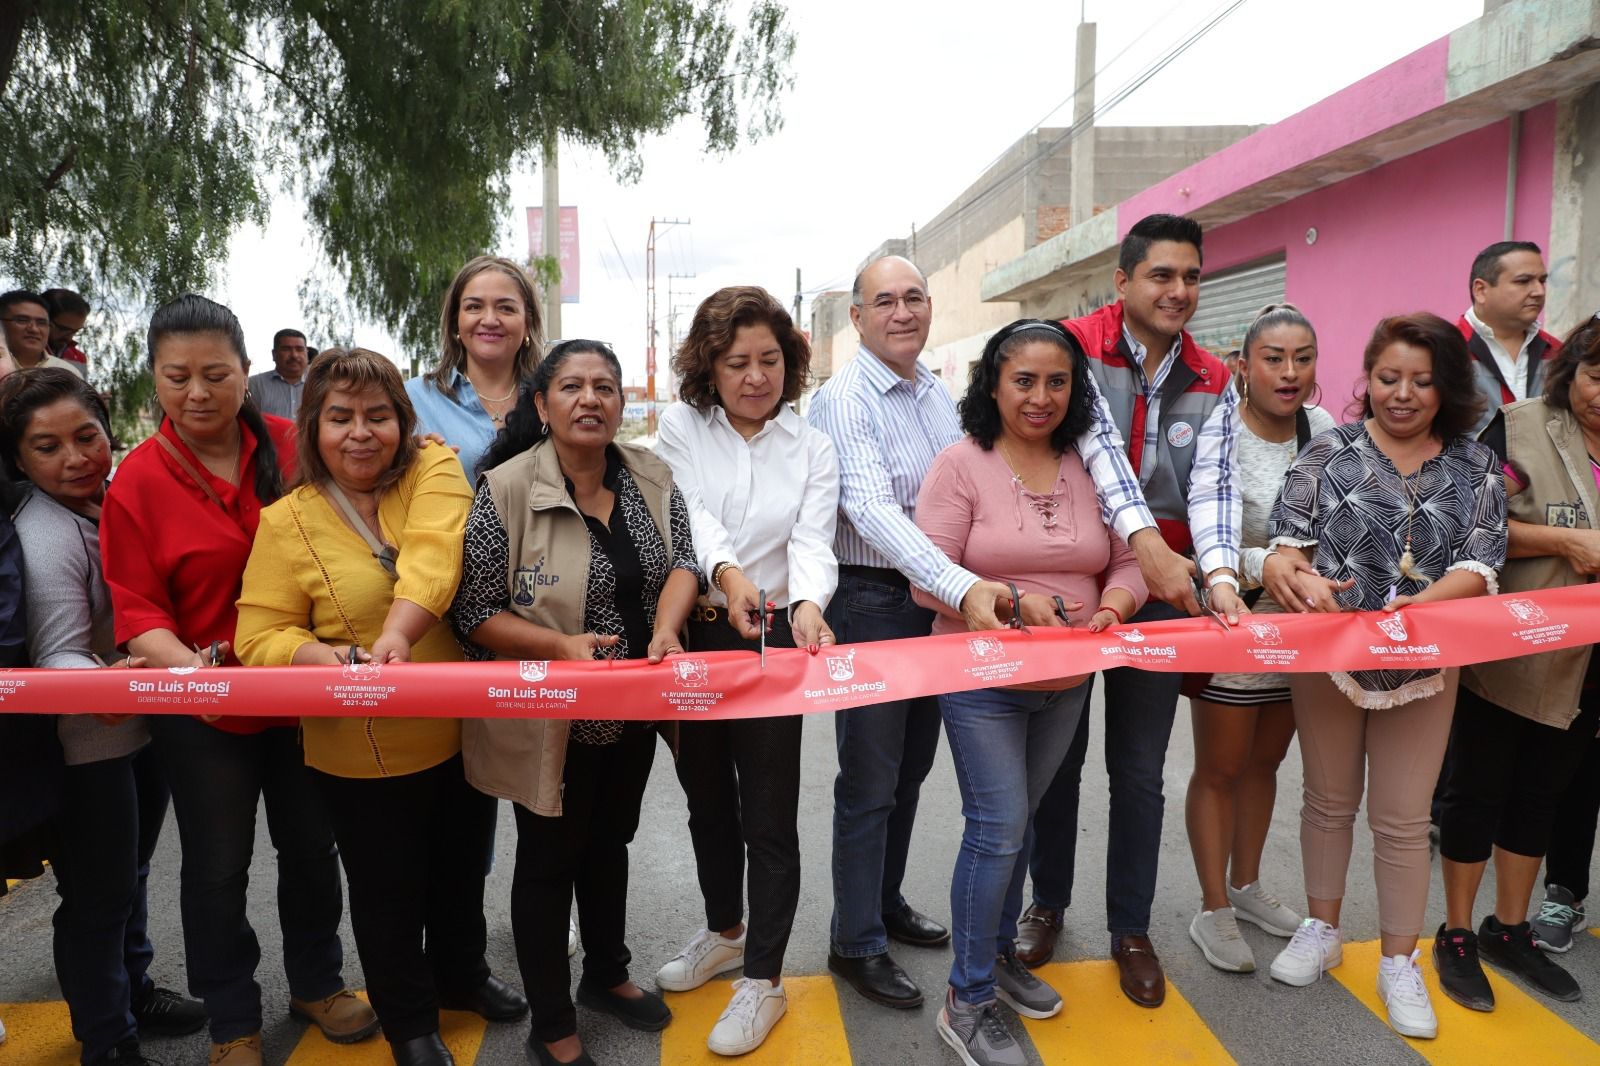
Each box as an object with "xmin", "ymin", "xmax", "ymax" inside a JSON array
[
  {"xmin": 148, "ymin": 717, "xmax": 346, "ymax": 1042},
  {"xmin": 942, "ymin": 683, "xmax": 1089, "ymax": 1004},
  {"xmin": 1028, "ymin": 601, "xmax": 1185, "ymax": 935},
  {"xmin": 52, "ymin": 747, "xmax": 169, "ymax": 1062},
  {"xmin": 825, "ymin": 568, "xmax": 940, "ymax": 957}
]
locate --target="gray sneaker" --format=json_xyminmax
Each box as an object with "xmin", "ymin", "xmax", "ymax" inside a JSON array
[
  {"xmin": 993, "ymin": 946, "xmax": 1062, "ymax": 1019},
  {"xmin": 1532, "ymin": 884, "xmax": 1587, "ymax": 953},
  {"xmin": 936, "ymin": 990, "xmax": 1026, "ymax": 1066},
  {"xmin": 1190, "ymin": 907, "xmax": 1256, "ymax": 973}
]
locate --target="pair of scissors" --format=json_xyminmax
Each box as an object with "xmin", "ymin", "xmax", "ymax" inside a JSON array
[
  {"xmin": 192, "ymin": 640, "xmax": 223, "ymax": 666},
  {"xmin": 336, "ymin": 644, "xmax": 365, "ymax": 665},
  {"xmin": 1193, "ymin": 573, "xmax": 1231, "ymax": 633},
  {"xmin": 1051, "ymin": 595, "xmax": 1075, "ymax": 627},
  {"xmin": 1005, "ymin": 582, "xmax": 1030, "ymax": 634},
  {"xmin": 756, "ymin": 588, "xmax": 770, "ymax": 670}
]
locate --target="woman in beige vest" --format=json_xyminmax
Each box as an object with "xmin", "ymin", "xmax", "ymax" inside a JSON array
[
  {"xmin": 451, "ymin": 340, "xmax": 703, "ymax": 1066},
  {"xmin": 1431, "ymin": 316, "xmax": 1600, "ymax": 1012}
]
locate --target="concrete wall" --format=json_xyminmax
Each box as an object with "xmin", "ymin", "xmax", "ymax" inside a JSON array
[
  {"xmin": 808, "ymin": 290, "xmax": 856, "ymax": 384},
  {"xmin": 1195, "ymin": 102, "xmax": 1558, "ymax": 409},
  {"xmin": 1549, "ymin": 83, "xmax": 1600, "ymax": 331}
]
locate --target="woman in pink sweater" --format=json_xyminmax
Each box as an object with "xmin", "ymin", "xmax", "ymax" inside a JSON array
[{"xmin": 913, "ymin": 319, "xmax": 1146, "ymax": 1063}]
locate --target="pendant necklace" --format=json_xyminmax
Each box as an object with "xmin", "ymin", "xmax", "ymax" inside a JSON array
[{"xmin": 1396, "ymin": 470, "xmax": 1432, "ymax": 588}]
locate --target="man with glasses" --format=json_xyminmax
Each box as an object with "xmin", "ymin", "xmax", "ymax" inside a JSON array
[
  {"xmin": 0, "ymin": 290, "xmax": 84, "ymax": 378},
  {"xmin": 246, "ymin": 328, "xmax": 310, "ymax": 419}
]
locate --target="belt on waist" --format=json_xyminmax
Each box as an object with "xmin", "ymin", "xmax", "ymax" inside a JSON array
[{"xmin": 840, "ymin": 564, "xmax": 909, "ymax": 589}]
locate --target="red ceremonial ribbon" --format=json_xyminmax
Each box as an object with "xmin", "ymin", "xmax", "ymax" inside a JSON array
[{"xmin": 0, "ymin": 587, "xmax": 1594, "ymax": 721}]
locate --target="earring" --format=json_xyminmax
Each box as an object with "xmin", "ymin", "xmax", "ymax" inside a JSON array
[
  {"xmin": 1239, "ymin": 375, "xmax": 1249, "ymax": 409},
  {"xmin": 454, "ymin": 333, "xmax": 461, "ymax": 343},
  {"xmin": 540, "ymin": 421, "xmax": 550, "ymax": 438}
]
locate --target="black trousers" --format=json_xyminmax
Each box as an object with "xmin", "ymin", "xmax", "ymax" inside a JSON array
[
  {"xmin": 512, "ymin": 727, "xmax": 656, "ymax": 1044},
  {"xmin": 1439, "ymin": 685, "xmax": 1600, "ymax": 864},
  {"xmin": 1546, "ymin": 728, "xmax": 1600, "ymax": 901},
  {"xmin": 678, "ymin": 616, "xmax": 802, "ymax": 980},
  {"xmin": 312, "ymin": 754, "xmax": 496, "ymax": 1044}
]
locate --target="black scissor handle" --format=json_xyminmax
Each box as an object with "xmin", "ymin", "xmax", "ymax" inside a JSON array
[{"xmin": 1051, "ymin": 595, "xmax": 1073, "ymax": 627}]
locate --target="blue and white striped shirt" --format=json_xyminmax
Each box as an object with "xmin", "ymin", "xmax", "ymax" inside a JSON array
[{"xmin": 808, "ymin": 346, "xmax": 1158, "ymax": 611}]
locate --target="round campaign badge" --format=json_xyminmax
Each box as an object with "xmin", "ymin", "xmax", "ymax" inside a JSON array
[{"xmin": 1167, "ymin": 421, "xmax": 1195, "ymax": 448}]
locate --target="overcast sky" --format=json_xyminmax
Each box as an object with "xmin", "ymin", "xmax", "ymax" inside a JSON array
[{"xmin": 218, "ymin": 0, "xmax": 1484, "ymax": 382}]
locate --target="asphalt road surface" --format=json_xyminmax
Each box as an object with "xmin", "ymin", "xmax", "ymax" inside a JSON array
[{"xmin": 4, "ymin": 682, "xmax": 1599, "ymax": 1065}]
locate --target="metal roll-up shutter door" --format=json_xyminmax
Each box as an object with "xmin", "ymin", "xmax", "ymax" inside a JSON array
[{"xmin": 1185, "ymin": 257, "xmax": 1287, "ymax": 356}]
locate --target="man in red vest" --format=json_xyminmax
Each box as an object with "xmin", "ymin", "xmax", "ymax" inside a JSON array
[
  {"xmin": 1458, "ymin": 240, "xmax": 1560, "ymax": 435},
  {"xmin": 1015, "ymin": 213, "xmax": 1244, "ymax": 1009}
]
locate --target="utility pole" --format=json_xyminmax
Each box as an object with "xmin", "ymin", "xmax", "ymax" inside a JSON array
[
  {"xmin": 1071, "ymin": 17, "xmax": 1097, "ymax": 228},
  {"xmin": 542, "ymin": 138, "xmax": 562, "ymax": 339},
  {"xmin": 793, "ymin": 268, "xmax": 802, "ymax": 324},
  {"xmin": 645, "ymin": 217, "xmax": 690, "ymax": 435},
  {"xmin": 667, "ymin": 272, "xmax": 696, "ymax": 355}
]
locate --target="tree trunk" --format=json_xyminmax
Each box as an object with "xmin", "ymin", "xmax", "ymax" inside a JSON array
[{"xmin": 0, "ymin": 1, "xmax": 36, "ymax": 101}]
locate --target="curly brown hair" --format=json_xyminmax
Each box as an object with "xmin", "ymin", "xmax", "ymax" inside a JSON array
[
  {"xmin": 673, "ymin": 286, "xmax": 811, "ymax": 412},
  {"xmin": 1350, "ymin": 313, "xmax": 1485, "ymax": 442}
]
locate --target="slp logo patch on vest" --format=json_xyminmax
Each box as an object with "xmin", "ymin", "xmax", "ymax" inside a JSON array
[
  {"xmin": 513, "ymin": 556, "xmax": 559, "ymax": 606},
  {"xmin": 1547, "ymin": 502, "xmax": 1582, "ymax": 529},
  {"xmin": 1166, "ymin": 421, "xmax": 1195, "ymax": 449}
]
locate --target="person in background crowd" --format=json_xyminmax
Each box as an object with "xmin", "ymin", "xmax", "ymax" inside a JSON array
[
  {"xmin": 653, "ymin": 287, "xmax": 838, "ymax": 1056},
  {"xmin": 100, "ymin": 294, "xmax": 374, "ymax": 1066},
  {"xmin": 407, "ymin": 256, "xmax": 544, "ymax": 480},
  {"xmin": 1184, "ymin": 305, "xmax": 1333, "ymax": 974},
  {"xmin": 1459, "ymin": 241, "xmax": 1560, "ymax": 435},
  {"xmin": 0, "ymin": 332, "xmax": 17, "ymax": 378},
  {"xmin": 42, "ymin": 288, "xmax": 91, "ymax": 370},
  {"xmin": 1263, "ymin": 313, "xmax": 1506, "ymax": 1040},
  {"xmin": 237, "ymin": 348, "xmax": 521, "ymax": 1066},
  {"xmin": 1, "ymin": 368, "xmax": 206, "ymax": 1066},
  {"xmin": 452, "ymin": 340, "xmax": 701, "ymax": 1066},
  {"xmin": 1430, "ymin": 315, "xmax": 1600, "ymax": 1011},
  {"xmin": 245, "ymin": 329, "xmax": 310, "ymax": 421},
  {"xmin": 0, "ymin": 492, "xmax": 32, "ymax": 1055},
  {"xmin": 1534, "ymin": 741, "xmax": 1600, "ymax": 952},
  {"xmin": 1, "ymin": 289, "xmax": 83, "ymax": 378},
  {"xmin": 914, "ymin": 319, "xmax": 1147, "ymax": 1066},
  {"xmin": 1020, "ymin": 213, "xmax": 1244, "ymax": 1012}
]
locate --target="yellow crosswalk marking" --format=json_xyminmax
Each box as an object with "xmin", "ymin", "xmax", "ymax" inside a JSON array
[
  {"xmin": 0, "ymin": 1000, "xmax": 78, "ymax": 1064},
  {"xmin": 659, "ymin": 976, "xmax": 851, "ymax": 1066},
  {"xmin": 286, "ymin": 995, "xmax": 488, "ymax": 1064},
  {"xmin": 1018, "ymin": 961, "xmax": 1235, "ymax": 1064},
  {"xmin": 1333, "ymin": 939, "xmax": 1596, "ymax": 1064}
]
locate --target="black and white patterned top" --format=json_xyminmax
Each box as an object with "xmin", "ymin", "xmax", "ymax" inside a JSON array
[
  {"xmin": 452, "ymin": 449, "xmax": 703, "ymax": 744},
  {"xmin": 1268, "ymin": 421, "xmax": 1506, "ymax": 708}
]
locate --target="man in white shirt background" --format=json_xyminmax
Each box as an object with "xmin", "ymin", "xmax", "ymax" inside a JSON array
[
  {"xmin": 1458, "ymin": 240, "xmax": 1561, "ymax": 435},
  {"xmin": 246, "ymin": 327, "xmax": 310, "ymax": 419}
]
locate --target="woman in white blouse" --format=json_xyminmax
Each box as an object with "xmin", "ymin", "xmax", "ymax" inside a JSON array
[{"xmin": 654, "ymin": 286, "xmax": 839, "ymax": 1057}]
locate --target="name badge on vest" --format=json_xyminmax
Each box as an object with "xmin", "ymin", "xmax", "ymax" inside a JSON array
[
  {"xmin": 1547, "ymin": 502, "xmax": 1581, "ymax": 529},
  {"xmin": 1166, "ymin": 421, "xmax": 1195, "ymax": 449}
]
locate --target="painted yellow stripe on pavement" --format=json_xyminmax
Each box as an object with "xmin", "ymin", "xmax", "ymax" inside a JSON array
[
  {"xmin": 660, "ymin": 976, "xmax": 850, "ymax": 1066},
  {"xmin": 1333, "ymin": 939, "xmax": 1597, "ymax": 1064},
  {"xmin": 1019, "ymin": 960, "xmax": 1235, "ymax": 1064},
  {"xmin": 0, "ymin": 1000, "xmax": 78, "ymax": 1064},
  {"xmin": 287, "ymin": 995, "xmax": 487, "ymax": 1064}
]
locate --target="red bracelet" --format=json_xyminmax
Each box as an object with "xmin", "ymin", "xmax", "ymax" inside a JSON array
[{"xmin": 1099, "ymin": 604, "xmax": 1125, "ymax": 624}]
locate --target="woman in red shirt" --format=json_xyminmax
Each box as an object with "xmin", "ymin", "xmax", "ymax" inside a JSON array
[{"xmin": 101, "ymin": 295, "xmax": 376, "ymax": 1066}]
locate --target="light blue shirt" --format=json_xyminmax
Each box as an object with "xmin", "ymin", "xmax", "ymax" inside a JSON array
[{"xmin": 405, "ymin": 368, "xmax": 500, "ymax": 481}]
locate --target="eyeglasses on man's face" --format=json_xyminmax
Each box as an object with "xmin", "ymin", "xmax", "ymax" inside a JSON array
[
  {"xmin": 863, "ymin": 292, "xmax": 930, "ymax": 316},
  {"xmin": 2, "ymin": 315, "xmax": 49, "ymax": 332}
]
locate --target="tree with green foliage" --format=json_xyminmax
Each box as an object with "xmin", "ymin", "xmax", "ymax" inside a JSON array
[{"xmin": 0, "ymin": 0, "xmax": 794, "ymax": 431}]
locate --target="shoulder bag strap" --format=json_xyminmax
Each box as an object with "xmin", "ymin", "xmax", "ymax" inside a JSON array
[
  {"xmin": 1295, "ymin": 406, "xmax": 1312, "ymax": 451},
  {"xmin": 321, "ymin": 480, "xmax": 398, "ymax": 583},
  {"xmin": 154, "ymin": 433, "xmax": 227, "ymax": 510}
]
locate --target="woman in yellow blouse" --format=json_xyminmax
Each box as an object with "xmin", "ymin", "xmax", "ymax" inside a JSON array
[{"xmin": 236, "ymin": 348, "xmax": 524, "ymax": 1066}]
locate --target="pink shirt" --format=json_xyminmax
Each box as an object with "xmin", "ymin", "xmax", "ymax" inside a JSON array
[{"xmin": 912, "ymin": 438, "xmax": 1148, "ymax": 636}]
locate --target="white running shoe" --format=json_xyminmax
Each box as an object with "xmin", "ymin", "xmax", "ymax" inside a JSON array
[
  {"xmin": 1269, "ymin": 918, "xmax": 1343, "ymax": 986},
  {"xmin": 568, "ymin": 918, "xmax": 577, "ymax": 958},
  {"xmin": 707, "ymin": 977, "xmax": 787, "ymax": 1056},
  {"xmin": 1378, "ymin": 949, "xmax": 1438, "ymax": 1039},
  {"xmin": 1228, "ymin": 881, "xmax": 1302, "ymax": 937},
  {"xmin": 656, "ymin": 927, "xmax": 747, "ymax": 992}
]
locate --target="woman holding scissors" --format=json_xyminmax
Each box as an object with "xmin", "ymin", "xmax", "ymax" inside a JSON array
[{"xmin": 653, "ymin": 287, "xmax": 839, "ymax": 1057}]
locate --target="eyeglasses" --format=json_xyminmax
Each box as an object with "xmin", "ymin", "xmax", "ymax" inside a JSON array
[
  {"xmin": 862, "ymin": 293, "xmax": 929, "ymax": 316},
  {"xmin": 1, "ymin": 315, "xmax": 48, "ymax": 331}
]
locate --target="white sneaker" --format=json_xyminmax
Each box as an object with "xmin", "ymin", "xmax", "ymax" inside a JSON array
[
  {"xmin": 1269, "ymin": 918, "xmax": 1343, "ymax": 986},
  {"xmin": 568, "ymin": 918, "xmax": 577, "ymax": 958},
  {"xmin": 1228, "ymin": 881, "xmax": 1302, "ymax": 937},
  {"xmin": 656, "ymin": 927, "xmax": 747, "ymax": 992},
  {"xmin": 0, "ymin": 1012, "xmax": 7, "ymax": 1044},
  {"xmin": 1378, "ymin": 949, "xmax": 1438, "ymax": 1039},
  {"xmin": 707, "ymin": 977, "xmax": 787, "ymax": 1056}
]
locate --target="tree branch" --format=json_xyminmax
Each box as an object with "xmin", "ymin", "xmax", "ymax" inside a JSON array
[{"xmin": 42, "ymin": 144, "xmax": 78, "ymax": 190}]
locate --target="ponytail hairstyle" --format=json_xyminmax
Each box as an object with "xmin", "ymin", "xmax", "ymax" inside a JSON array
[
  {"xmin": 1240, "ymin": 303, "xmax": 1317, "ymax": 360},
  {"xmin": 477, "ymin": 339, "xmax": 623, "ymax": 477},
  {"xmin": 146, "ymin": 294, "xmax": 285, "ymax": 504}
]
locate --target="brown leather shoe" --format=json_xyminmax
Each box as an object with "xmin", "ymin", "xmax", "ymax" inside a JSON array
[
  {"xmin": 1014, "ymin": 905, "xmax": 1063, "ymax": 967},
  {"xmin": 290, "ymin": 988, "xmax": 381, "ymax": 1043},
  {"xmin": 1113, "ymin": 934, "xmax": 1166, "ymax": 1007},
  {"xmin": 209, "ymin": 1034, "xmax": 263, "ymax": 1066}
]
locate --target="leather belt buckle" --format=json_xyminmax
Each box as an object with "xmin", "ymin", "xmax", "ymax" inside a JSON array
[{"xmin": 691, "ymin": 605, "xmax": 720, "ymax": 623}]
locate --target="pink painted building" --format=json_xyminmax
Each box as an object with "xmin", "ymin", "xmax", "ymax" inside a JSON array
[{"xmin": 983, "ymin": 0, "xmax": 1600, "ymax": 408}]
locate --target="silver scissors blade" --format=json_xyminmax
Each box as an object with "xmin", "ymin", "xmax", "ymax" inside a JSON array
[
  {"xmin": 1194, "ymin": 575, "xmax": 1230, "ymax": 632},
  {"xmin": 757, "ymin": 588, "xmax": 767, "ymax": 670}
]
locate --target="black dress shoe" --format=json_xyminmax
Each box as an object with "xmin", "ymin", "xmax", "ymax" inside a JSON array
[
  {"xmin": 439, "ymin": 974, "xmax": 529, "ymax": 1022},
  {"xmin": 392, "ymin": 1032, "xmax": 455, "ymax": 1066},
  {"xmin": 883, "ymin": 904, "xmax": 950, "ymax": 947},
  {"xmin": 574, "ymin": 978, "xmax": 672, "ymax": 1032},
  {"xmin": 828, "ymin": 950, "xmax": 924, "ymax": 1008},
  {"xmin": 525, "ymin": 1034, "xmax": 597, "ymax": 1066}
]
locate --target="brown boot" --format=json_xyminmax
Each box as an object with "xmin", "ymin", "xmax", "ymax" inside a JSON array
[
  {"xmin": 1014, "ymin": 905, "xmax": 1063, "ymax": 967},
  {"xmin": 209, "ymin": 1034, "xmax": 262, "ymax": 1066},
  {"xmin": 290, "ymin": 989, "xmax": 381, "ymax": 1043},
  {"xmin": 1112, "ymin": 934, "xmax": 1166, "ymax": 1007}
]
